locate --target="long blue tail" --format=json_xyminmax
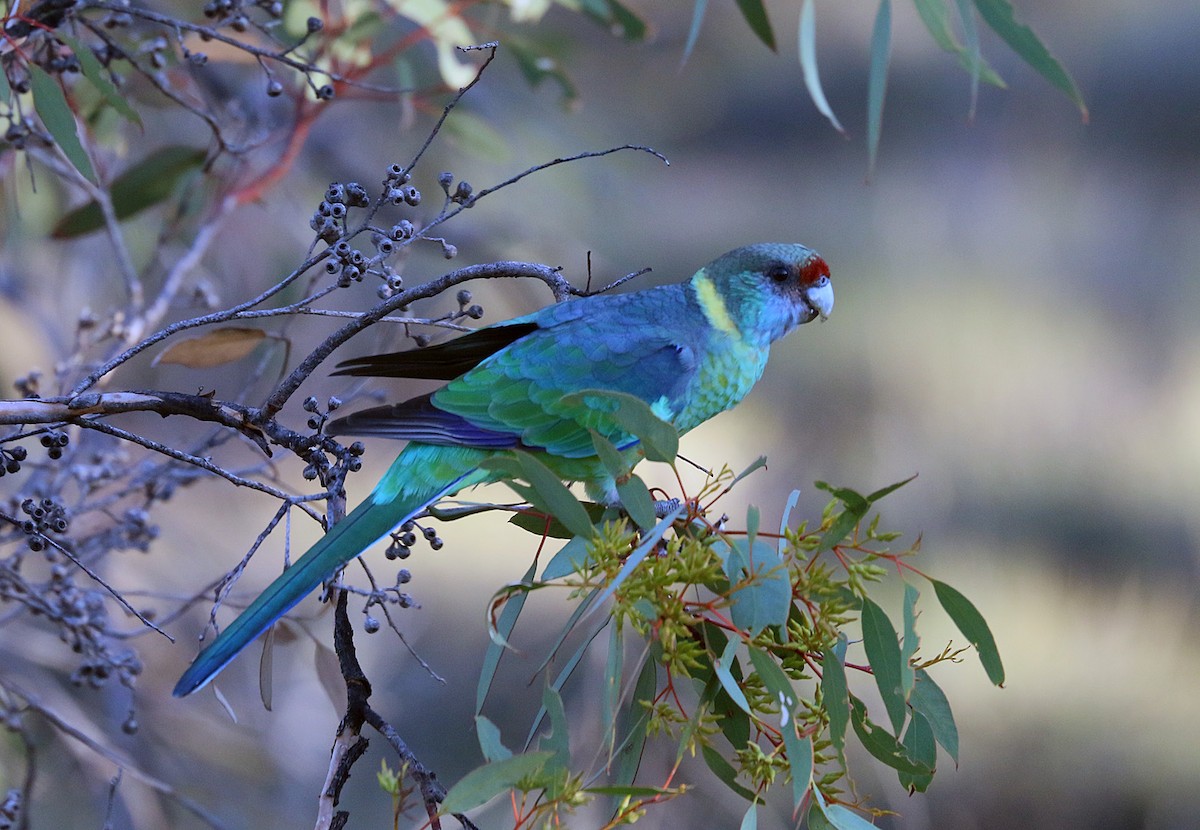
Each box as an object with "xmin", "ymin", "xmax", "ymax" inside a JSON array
[{"xmin": 174, "ymin": 448, "xmax": 481, "ymax": 697}]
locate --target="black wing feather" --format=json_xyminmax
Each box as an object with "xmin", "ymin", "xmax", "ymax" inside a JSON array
[
  {"xmin": 326, "ymin": 393, "xmax": 521, "ymax": 449},
  {"xmin": 332, "ymin": 322, "xmax": 539, "ymax": 380}
]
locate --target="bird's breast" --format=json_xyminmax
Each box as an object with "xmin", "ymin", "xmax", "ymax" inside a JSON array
[{"xmin": 674, "ymin": 339, "xmax": 770, "ymax": 434}]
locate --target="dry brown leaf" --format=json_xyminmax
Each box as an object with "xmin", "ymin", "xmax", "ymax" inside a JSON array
[{"xmin": 154, "ymin": 327, "xmax": 266, "ymax": 368}]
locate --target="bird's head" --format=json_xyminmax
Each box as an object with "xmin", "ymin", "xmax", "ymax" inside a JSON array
[{"xmin": 697, "ymin": 243, "xmax": 833, "ymax": 345}]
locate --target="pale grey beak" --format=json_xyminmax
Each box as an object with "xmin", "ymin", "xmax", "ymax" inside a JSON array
[{"xmin": 803, "ymin": 277, "xmax": 834, "ymax": 321}]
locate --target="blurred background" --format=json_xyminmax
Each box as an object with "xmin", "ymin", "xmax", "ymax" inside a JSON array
[{"xmin": 2, "ymin": 0, "xmax": 1199, "ymax": 827}]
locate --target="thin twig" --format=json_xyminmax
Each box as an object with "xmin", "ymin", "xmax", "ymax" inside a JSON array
[
  {"xmin": 76, "ymin": 419, "xmax": 301, "ymax": 501},
  {"xmin": 422, "ymin": 144, "xmax": 669, "ymax": 238},
  {"xmin": 403, "ymin": 42, "xmax": 498, "ymax": 175}
]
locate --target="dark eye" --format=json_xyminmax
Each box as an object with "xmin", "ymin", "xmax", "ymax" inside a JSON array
[{"xmin": 768, "ymin": 264, "xmax": 790, "ymax": 283}]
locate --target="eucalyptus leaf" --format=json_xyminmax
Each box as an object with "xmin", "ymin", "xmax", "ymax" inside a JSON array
[
  {"xmin": 799, "ymin": 0, "xmax": 845, "ymax": 133},
  {"xmin": 860, "ymin": 596, "xmax": 906, "ymax": 733},
  {"xmin": 29, "ymin": 65, "xmax": 96, "ymax": 183},
  {"xmin": 53, "ymin": 145, "xmax": 209, "ymax": 237},
  {"xmin": 972, "ymin": 0, "xmax": 1087, "ymax": 117},
  {"xmin": 439, "ymin": 751, "xmax": 556, "ymax": 815},
  {"xmin": 866, "ymin": 0, "xmax": 893, "ymax": 177},
  {"xmin": 735, "ymin": 0, "xmax": 777, "ymax": 51},
  {"xmin": 477, "ymin": 562, "xmax": 536, "ymax": 715},
  {"xmin": 821, "ymin": 648, "xmax": 849, "ymax": 755},
  {"xmin": 932, "ymin": 579, "xmax": 1005, "ymax": 685},
  {"xmin": 911, "ymin": 668, "xmax": 959, "ymax": 762}
]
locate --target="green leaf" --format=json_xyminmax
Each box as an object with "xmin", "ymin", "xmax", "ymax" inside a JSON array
[
  {"xmin": 590, "ymin": 429, "xmax": 629, "ymax": 479},
  {"xmin": 477, "ymin": 561, "xmax": 536, "ymax": 715},
  {"xmin": 865, "ymin": 473, "xmax": 917, "ymax": 503},
  {"xmin": 729, "ymin": 455, "xmax": 768, "ymax": 489},
  {"xmin": 911, "ymin": 668, "xmax": 959, "ymax": 762},
  {"xmin": 747, "ymin": 646, "xmax": 798, "ymax": 724},
  {"xmin": 483, "ymin": 452, "xmax": 595, "ymax": 539},
  {"xmin": 779, "ymin": 488, "xmax": 801, "ymax": 555},
  {"xmin": 475, "ymin": 715, "xmax": 512, "ymax": 762},
  {"xmin": 931, "ymin": 579, "xmax": 1005, "ymax": 685},
  {"xmin": 729, "ymin": 540, "xmax": 792, "ymax": 635},
  {"xmin": 860, "ymin": 597, "xmax": 906, "ymax": 734},
  {"xmin": 616, "ymin": 474, "xmax": 656, "ymax": 531},
  {"xmin": 715, "ymin": 681, "xmax": 751, "ymax": 750},
  {"xmin": 578, "ymin": 0, "xmax": 648, "ymax": 41},
  {"xmin": 740, "ymin": 802, "xmax": 757, "ymax": 830},
  {"xmin": 541, "ymin": 535, "xmax": 594, "ymax": 579},
  {"xmin": 745, "ymin": 505, "xmax": 760, "ymax": 549},
  {"xmin": 540, "ymin": 685, "xmax": 571, "ymax": 767},
  {"xmin": 912, "ymin": 0, "xmax": 1006, "ymax": 88},
  {"xmin": 849, "ymin": 696, "xmax": 932, "ymax": 775},
  {"xmin": 563, "ymin": 389, "xmax": 679, "ymax": 463},
  {"xmin": 58, "ymin": 34, "xmax": 141, "ymax": 126},
  {"xmin": 678, "ymin": 675, "xmax": 718, "ymax": 764},
  {"xmin": 821, "ymin": 648, "xmax": 849, "ymax": 756},
  {"xmin": 898, "ymin": 711, "xmax": 937, "ymax": 792},
  {"xmin": 809, "ymin": 788, "xmax": 874, "ymax": 829},
  {"xmin": 525, "ymin": 620, "xmax": 606, "ymax": 750},
  {"xmin": 518, "ymin": 452, "xmax": 596, "ymax": 538},
  {"xmin": 681, "ymin": 0, "xmax": 709, "ymax": 66},
  {"xmin": 817, "ymin": 477, "xmax": 913, "ymax": 550},
  {"xmin": 781, "ymin": 726, "xmax": 813, "ymax": 812},
  {"xmin": 439, "ymin": 751, "xmax": 556, "ymax": 815},
  {"xmin": 807, "ymin": 801, "xmax": 834, "ymax": 830},
  {"xmin": 900, "ymin": 582, "xmax": 919, "ymax": 697},
  {"xmin": 914, "ymin": 0, "xmax": 962, "ymax": 52},
  {"xmin": 29, "ymin": 65, "xmax": 96, "ymax": 184},
  {"xmin": 814, "ymin": 482, "xmax": 869, "ymax": 551},
  {"xmin": 701, "ymin": 744, "xmax": 756, "ymax": 801},
  {"xmin": 612, "ymin": 655, "xmax": 656, "ymax": 789},
  {"xmin": 532, "ymin": 587, "xmax": 602, "ymax": 678},
  {"xmin": 52, "ymin": 146, "xmax": 206, "ymax": 238},
  {"xmin": 735, "ymin": 0, "xmax": 776, "ymax": 51},
  {"xmin": 814, "ymin": 800, "xmax": 880, "ymax": 830},
  {"xmin": 590, "ymin": 430, "xmax": 655, "ymax": 530},
  {"xmin": 602, "ymin": 621, "xmax": 624, "ymax": 752},
  {"xmin": 955, "ymin": 0, "xmax": 983, "ymax": 120},
  {"xmin": 866, "ymin": 0, "xmax": 893, "ymax": 178},
  {"xmin": 0, "ymin": 59, "xmax": 10, "ymax": 105},
  {"xmin": 700, "ymin": 626, "xmax": 752, "ymax": 750},
  {"xmin": 798, "ymin": 0, "xmax": 846, "ymax": 133},
  {"xmin": 715, "ymin": 638, "xmax": 752, "ymax": 715},
  {"xmin": 971, "ymin": 0, "xmax": 1087, "ymax": 118},
  {"xmin": 509, "ymin": 507, "xmax": 597, "ymax": 540},
  {"xmin": 508, "ymin": 38, "xmax": 578, "ymax": 102}
]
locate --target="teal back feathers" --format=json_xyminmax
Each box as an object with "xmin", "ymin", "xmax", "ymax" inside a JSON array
[{"xmin": 173, "ymin": 243, "xmax": 832, "ymax": 697}]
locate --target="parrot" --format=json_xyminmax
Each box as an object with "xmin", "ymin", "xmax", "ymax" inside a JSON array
[{"xmin": 173, "ymin": 243, "xmax": 833, "ymax": 697}]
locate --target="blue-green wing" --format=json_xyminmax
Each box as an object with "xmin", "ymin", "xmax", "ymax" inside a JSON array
[
  {"xmin": 433, "ymin": 284, "xmax": 705, "ymax": 457},
  {"xmin": 330, "ymin": 283, "xmax": 711, "ymax": 456}
]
